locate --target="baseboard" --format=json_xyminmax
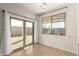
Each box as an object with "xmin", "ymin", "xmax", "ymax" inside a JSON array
[{"xmin": 39, "ymin": 42, "xmax": 77, "ymax": 55}]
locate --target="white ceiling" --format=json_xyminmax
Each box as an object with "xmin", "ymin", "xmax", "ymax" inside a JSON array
[
  {"xmin": 18, "ymin": 3, "xmax": 66, "ymax": 15},
  {"xmin": 0, "ymin": 3, "xmax": 67, "ymax": 15}
]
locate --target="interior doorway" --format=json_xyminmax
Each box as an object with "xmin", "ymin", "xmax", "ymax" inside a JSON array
[{"xmin": 10, "ymin": 17, "xmax": 34, "ymax": 51}]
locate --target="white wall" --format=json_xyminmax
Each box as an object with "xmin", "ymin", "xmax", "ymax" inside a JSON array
[
  {"xmin": 38, "ymin": 4, "xmax": 78, "ymax": 54},
  {"xmin": 78, "ymin": 4, "xmax": 79, "ymax": 44}
]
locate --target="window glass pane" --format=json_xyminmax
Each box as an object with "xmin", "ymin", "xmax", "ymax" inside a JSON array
[
  {"xmin": 11, "ymin": 19, "xmax": 23, "ymax": 27},
  {"xmin": 51, "ymin": 13, "xmax": 65, "ymax": 35},
  {"xmin": 43, "ymin": 23, "xmax": 51, "ymax": 28},
  {"xmin": 52, "ymin": 21, "xmax": 65, "ymax": 35},
  {"xmin": 52, "ymin": 21, "xmax": 64, "ymax": 28},
  {"xmin": 42, "ymin": 17, "xmax": 51, "ymax": 34},
  {"xmin": 11, "ymin": 19, "xmax": 23, "ymax": 50},
  {"xmin": 25, "ymin": 22, "xmax": 33, "ymax": 45}
]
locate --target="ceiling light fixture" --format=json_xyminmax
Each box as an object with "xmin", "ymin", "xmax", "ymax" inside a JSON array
[{"xmin": 40, "ymin": 3, "xmax": 46, "ymax": 9}]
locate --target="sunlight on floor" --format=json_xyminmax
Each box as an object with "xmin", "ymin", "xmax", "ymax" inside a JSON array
[{"xmin": 11, "ymin": 36, "xmax": 32, "ymax": 50}]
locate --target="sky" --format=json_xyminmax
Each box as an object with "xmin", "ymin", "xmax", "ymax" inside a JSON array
[
  {"xmin": 11, "ymin": 19, "xmax": 32, "ymax": 27},
  {"xmin": 43, "ymin": 21, "xmax": 64, "ymax": 28},
  {"xmin": 11, "ymin": 19, "xmax": 64, "ymax": 28}
]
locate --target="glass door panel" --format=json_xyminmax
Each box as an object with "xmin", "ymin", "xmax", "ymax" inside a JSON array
[
  {"xmin": 11, "ymin": 19, "xmax": 23, "ymax": 50},
  {"xmin": 25, "ymin": 22, "xmax": 33, "ymax": 45}
]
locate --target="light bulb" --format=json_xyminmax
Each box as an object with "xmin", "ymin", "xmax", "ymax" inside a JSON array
[{"xmin": 40, "ymin": 3, "xmax": 46, "ymax": 9}]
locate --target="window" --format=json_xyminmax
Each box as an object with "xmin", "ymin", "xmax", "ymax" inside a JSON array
[{"xmin": 42, "ymin": 13, "xmax": 65, "ymax": 36}]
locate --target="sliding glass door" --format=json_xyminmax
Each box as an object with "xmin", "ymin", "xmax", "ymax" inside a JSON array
[
  {"xmin": 11, "ymin": 19, "xmax": 23, "ymax": 50},
  {"xmin": 11, "ymin": 18, "xmax": 34, "ymax": 51}
]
